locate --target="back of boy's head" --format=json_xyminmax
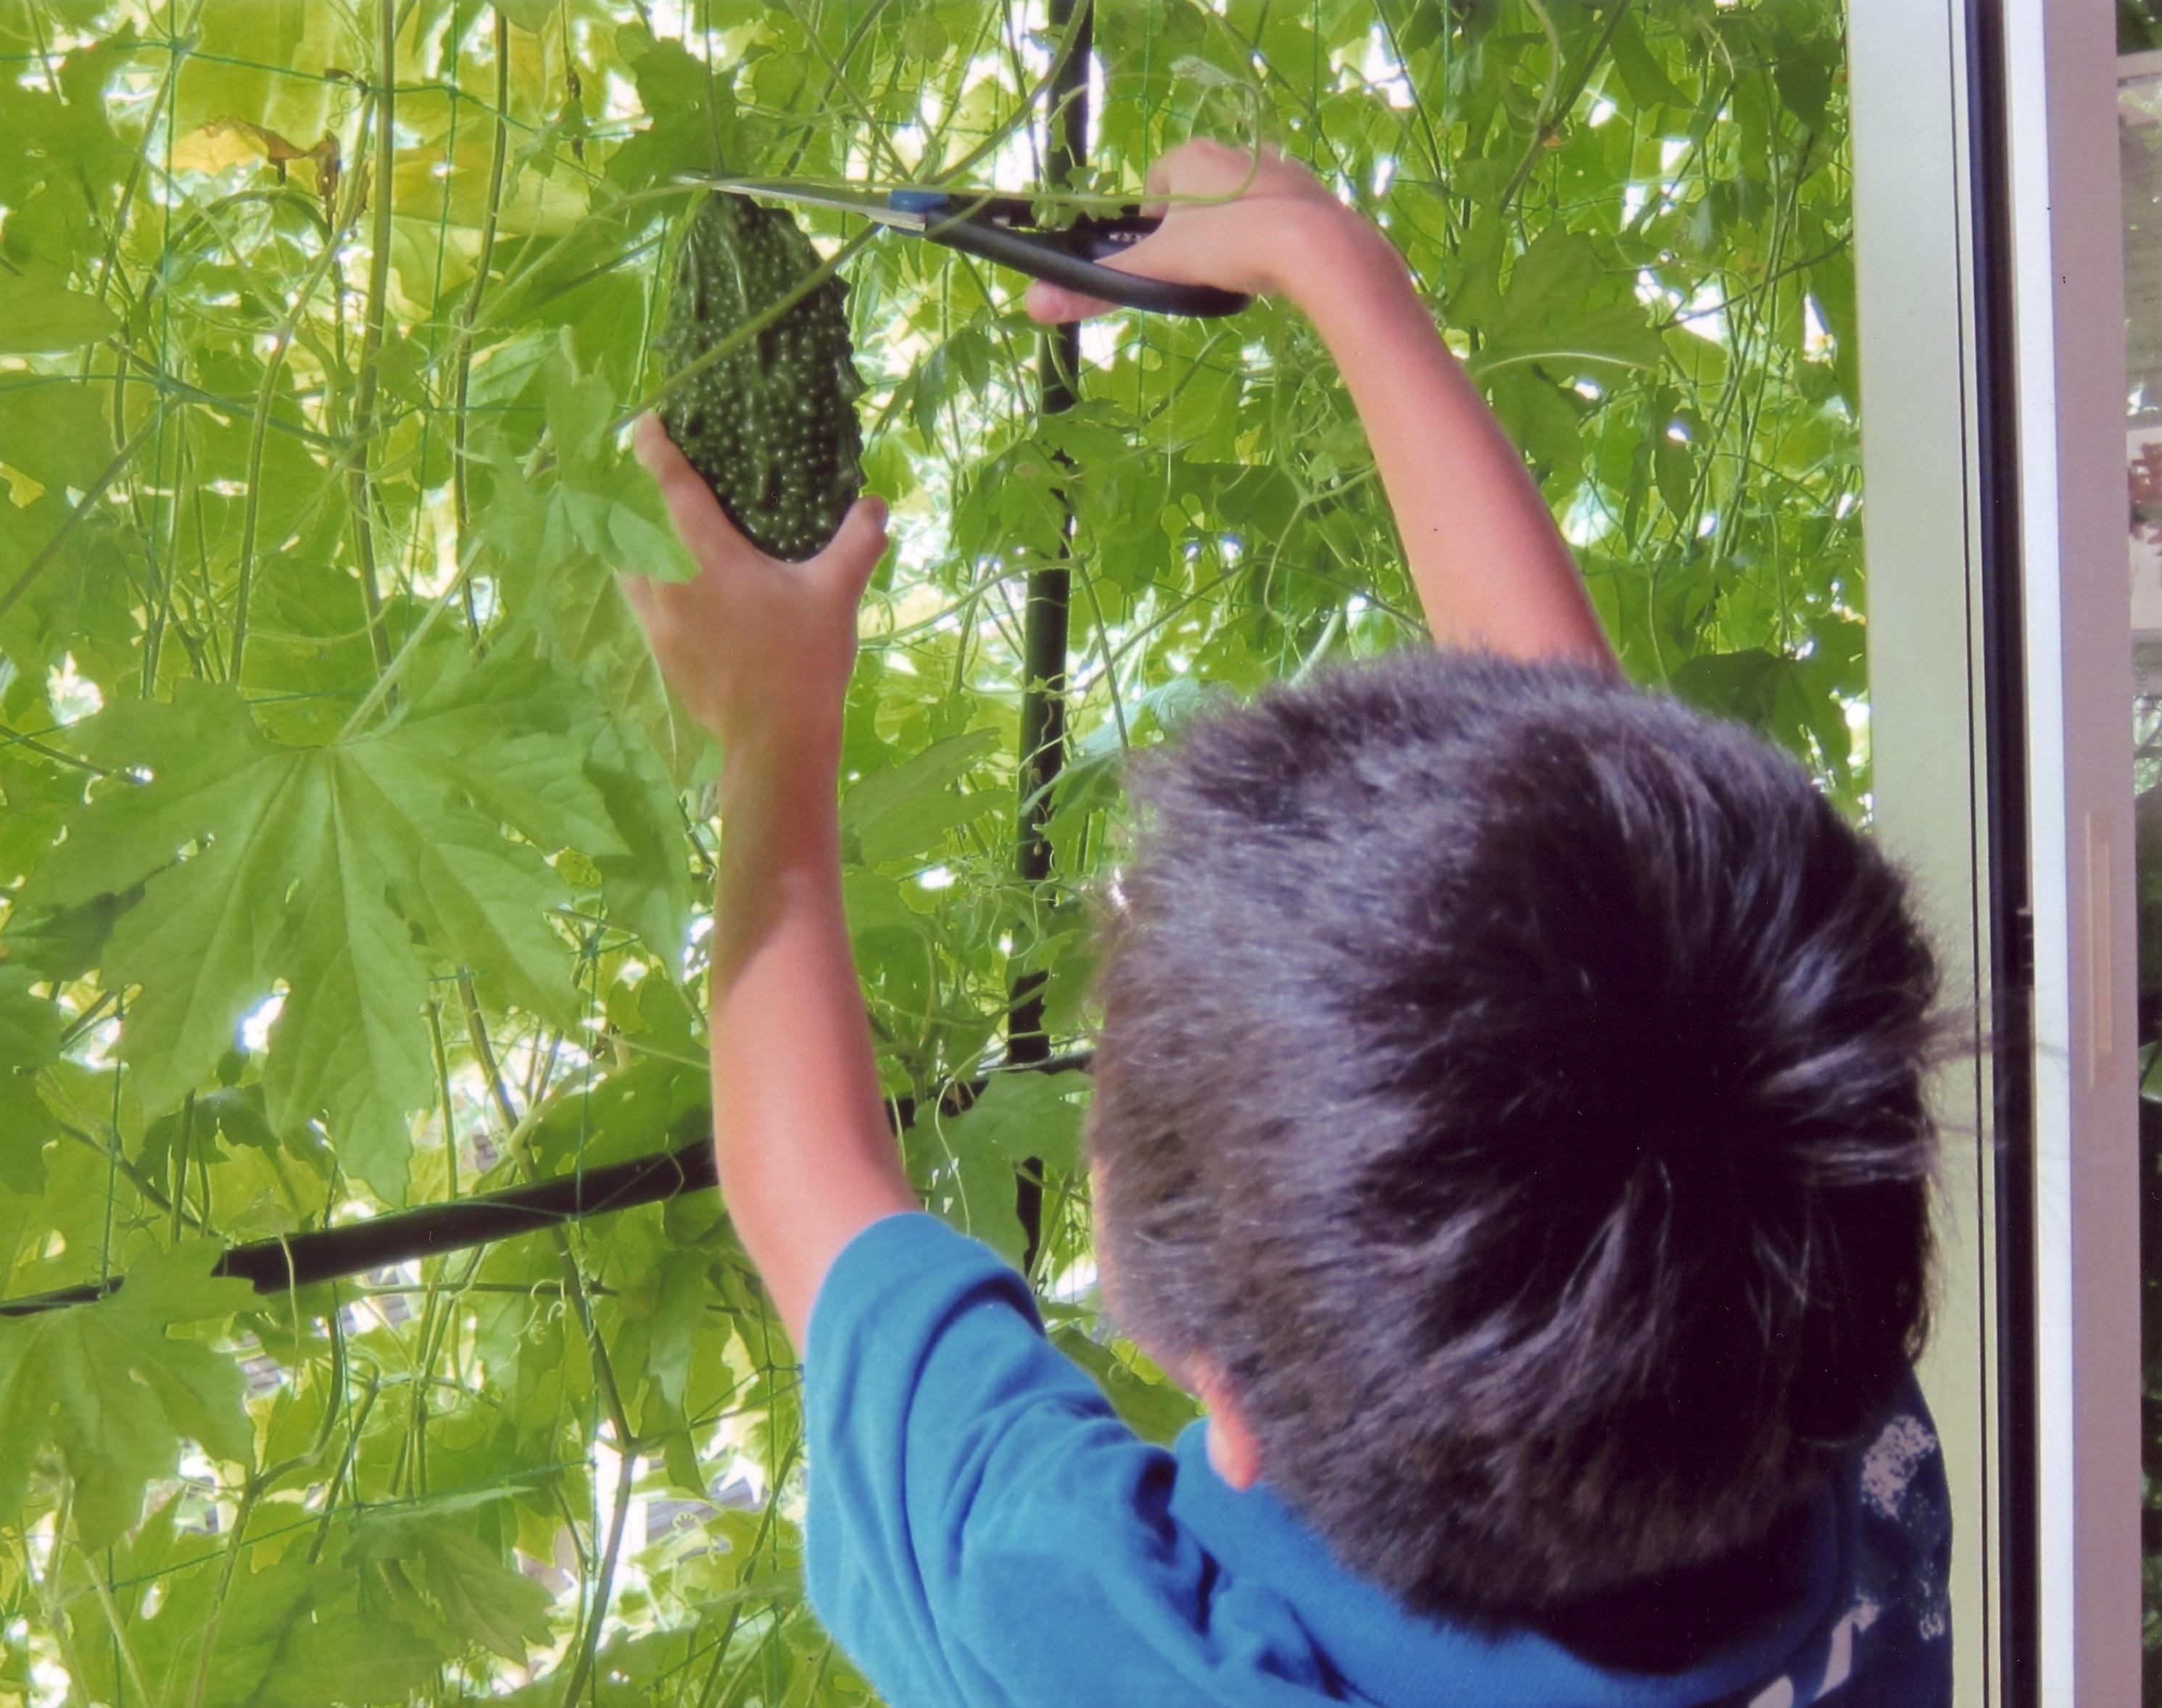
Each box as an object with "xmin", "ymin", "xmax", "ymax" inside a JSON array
[{"xmin": 1088, "ymin": 649, "xmax": 1942, "ymax": 1625}]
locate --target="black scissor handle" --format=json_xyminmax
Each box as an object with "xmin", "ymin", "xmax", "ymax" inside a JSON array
[{"xmin": 899, "ymin": 195, "xmax": 1252, "ymax": 319}]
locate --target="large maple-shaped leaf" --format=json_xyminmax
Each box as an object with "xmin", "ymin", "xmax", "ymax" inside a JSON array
[
  {"xmin": 30, "ymin": 652, "xmax": 626, "ymax": 1200},
  {"xmin": 0, "ymin": 1242, "xmax": 255, "ymax": 1548}
]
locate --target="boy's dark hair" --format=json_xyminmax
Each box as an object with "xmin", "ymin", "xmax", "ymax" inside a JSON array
[{"xmin": 1088, "ymin": 650, "xmax": 1942, "ymax": 1626}]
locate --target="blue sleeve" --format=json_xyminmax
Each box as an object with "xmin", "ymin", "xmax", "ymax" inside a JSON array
[{"xmin": 799, "ymin": 1213, "xmax": 1310, "ymax": 1707}]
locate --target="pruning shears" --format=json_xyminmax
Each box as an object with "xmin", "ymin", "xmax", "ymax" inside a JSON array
[{"xmin": 703, "ymin": 178, "xmax": 1254, "ymax": 320}]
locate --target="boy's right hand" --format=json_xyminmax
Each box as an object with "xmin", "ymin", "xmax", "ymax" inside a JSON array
[{"xmin": 1023, "ymin": 138, "xmax": 1377, "ymax": 323}]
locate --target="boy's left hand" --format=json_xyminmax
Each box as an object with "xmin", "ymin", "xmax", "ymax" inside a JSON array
[{"xmin": 622, "ymin": 414, "xmax": 889, "ymax": 771}]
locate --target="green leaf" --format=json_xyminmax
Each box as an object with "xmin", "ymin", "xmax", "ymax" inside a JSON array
[
  {"xmin": 29, "ymin": 690, "xmax": 342, "ymax": 1143},
  {"xmin": 352, "ymin": 1512, "xmax": 555, "ymax": 1665},
  {"xmin": 254, "ymin": 1593, "xmax": 446, "ymax": 1707},
  {"xmin": 585, "ymin": 708, "xmax": 695, "ymax": 961},
  {"xmin": 1654, "ymin": 435, "xmax": 1697, "ymax": 521},
  {"xmin": 0, "ymin": 1073, "xmax": 54, "ymax": 1192},
  {"xmin": 385, "ymin": 651, "xmax": 629, "ymax": 861},
  {"xmin": 133, "ymin": 1555, "xmax": 315, "ymax": 1708},
  {"xmin": 0, "ymin": 890, "xmax": 131, "ymax": 982},
  {"xmin": 0, "ymin": 1242, "xmax": 254, "ymax": 1548},
  {"xmin": 1464, "ymin": 231, "xmax": 1666, "ymax": 380},
  {"xmin": 0, "ymin": 966, "xmax": 61, "ymax": 1070},
  {"xmin": 1608, "ymin": 17, "xmax": 1686, "ymax": 109},
  {"xmin": 30, "ymin": 661, "xmax": 607, "ymax": 1198},
  {"xmin": 495, "ymin": 0, "xmax": 557, "ymax": 30},
  {"xmin": 140, "ymin": 1085, "xmax": 281, "ymax": 1180},
  {"xmin": 1051, "ymin": 1324, "xmax": 1203, "ymax": 1446},
  {"xmin": 841, "ymin": 728, "xmax": 1001, "ymax": 865},
  {"xmin": 606, "ymin": 26, "xmax": 731, "ymax": 191},
  {"xmin": 947, "ymin": 1129, "xmax": 1027, "ymax": 1267},
  {"xmin": 1773, "ymin": 36, "xmax": 1841, "ymax": 129},
  {"xmin": 0, "ymin": 270, "xmax": 120, "ymax": 353},
  {"xmin": 0, "ymin": 378, "xmax": 114, "ymax": 498},
  {"xmin": 644, "ymin": 1248, "xmax": 708, "ymax": 1410},
  {"xmin": 418, "ymin": 1522, "xmax": 556, "ymax": 1664},
  {"xmin": 943, "ymin": 1071, "xmax": 1088, "ymax": 1176}
]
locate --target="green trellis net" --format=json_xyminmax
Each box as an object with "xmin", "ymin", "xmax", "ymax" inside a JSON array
[{"xmin": 0, "ymin": 1, "xmax": 1858, "ymax": 1701}]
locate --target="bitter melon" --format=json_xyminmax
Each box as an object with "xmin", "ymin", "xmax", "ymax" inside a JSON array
[{"xmin": 655, "ymin": 194, "xmax": 866, "ymax": 561}]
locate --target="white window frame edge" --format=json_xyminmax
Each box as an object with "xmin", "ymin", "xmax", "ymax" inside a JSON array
[
  {"xmin": 1852, "ymin": 2, "xmax": 2140, "ymax": 1701},
  {"xmin": 1998, "ymin": 4, "xmax": 2142, "ymax": 1702},
  {"xmin": 1850, "ymin": 4, "xmax": 2005, "ymax": 1701}
]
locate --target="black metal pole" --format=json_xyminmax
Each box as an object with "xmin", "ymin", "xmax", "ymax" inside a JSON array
[
  {"xmin": 1010, "ymin": 0, "xmax": 1091, "ymax": 1274},
  {"xmin": 0, "ymin": 1053, "xmax": 1093, "ymax": 1319}
]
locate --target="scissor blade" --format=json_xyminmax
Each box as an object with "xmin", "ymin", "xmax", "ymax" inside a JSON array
[{"xmin": 701, "ymin": 178, "xmax": 929, "ymax": 231}]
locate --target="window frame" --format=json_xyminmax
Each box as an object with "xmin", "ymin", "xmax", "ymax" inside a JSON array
[{"xmin": 1850, "ymin": 2, "xmax": 2141, "ymax": 1702}]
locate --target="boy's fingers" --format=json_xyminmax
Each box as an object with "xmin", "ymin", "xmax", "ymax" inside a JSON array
[
  {"xmin": 1148, "ymin": 137, "xmax": 1286, "ymax": 210},
  {"xmin": 815, "ymin": 494, "xmax": 890, "ymax": 600},
  {"xmin": 1025, "ymin": 278, "xmax": 1117, "ymax": 323},
  {"xmin": 634, "ymin": 415, "xmax": 708, "ymax": 523},
  {"xmin": 634, "ymin": 413, "xmax": 751, "ymax": 560},
  {"xmin": 633, "ymin": 413, "xmax": 684, "ymax": 478}
]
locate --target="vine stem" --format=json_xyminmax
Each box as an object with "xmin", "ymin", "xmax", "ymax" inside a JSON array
[
  {"xmin": 78, "ymin": 1535, "xmax": 154, "ymax": 1707},
  {"xmin": 776, "ymin": 0, "xmax": 893, "ymax": 178},
  {"xmin": 684, "ymin": 1433, "xmax": 798, "ymax": 1707},
  {"xmin": 31, "ymin": 1485, "xmax": 96, "ymax": 1696},
  {"xmin": 558, "ymin": 1443, "xmax": 639, "ymax": 1706},
  {"xmin": 457, "ymin": 974, "xmax": 639, "ymax": 1450},
  {"xmin": 389, "ymin": 990, "xmax": 489, "ymax": 1496},
  {"xmin": 188, "ymin": 1477, "xmax": 268, "ymax": 1708},
  {"xmin": 308, "ymin": 1371, "xmax": 381, "ymax": 1567},
  {"xmin": 170, "ymin": 1090, "xmax": 194, "ymax": 1243},
  {"xmin": 1496, "ymin": 0, "xmax": 1636, "ymax": 215},
  {"xmin": 0, "ymin": 721, "xmax": 113, "ymax": 775},
  {"xmin": 346, "ymin": 0, "xmax": 400, "ymax": 679},
  {"xmin": 451, "ymin": 7, "xmax": 513, "ymax": 645},
  {"xmin": 47, "ymin": 1114, "xmax": 212, "ymax": 1237},
  {"xmin": 227, "ymin": 113, "xmax": 376, "ymax": 687}
]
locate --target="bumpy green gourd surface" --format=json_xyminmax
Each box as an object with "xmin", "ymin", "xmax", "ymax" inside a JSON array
[{"xmin": 655, "ymin": 195, "xmax": 866, "ymax": 561}]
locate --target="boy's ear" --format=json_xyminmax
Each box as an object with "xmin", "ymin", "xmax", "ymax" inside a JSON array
[{"xmin": 1191, "ymin": 1358, "xmax": 1264, "ymax": 1491}]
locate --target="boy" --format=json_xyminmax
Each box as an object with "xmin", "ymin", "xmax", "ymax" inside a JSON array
[{"xmin": 621, "ymin": 141, "xmax": 1952, "ymax": 1707}]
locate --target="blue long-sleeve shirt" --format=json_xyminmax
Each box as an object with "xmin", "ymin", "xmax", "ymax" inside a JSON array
[{"xmin": 803, "ymin": 1212, "xmax": 1952, "ymax": 1708}]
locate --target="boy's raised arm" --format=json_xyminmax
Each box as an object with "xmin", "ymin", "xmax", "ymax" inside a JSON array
[
  {"xmin": 623, "ymin": 420, "xmax": 915, "ymax": 1348},
  {"xmin": 1027, "ymin": 141, "xmax": 1617, "ymax": 671}
]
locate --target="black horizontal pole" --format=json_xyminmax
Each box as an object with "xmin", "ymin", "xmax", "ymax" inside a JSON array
[{"xmin": 0, "ymin": 1050, "xmax": 1092, "ymax": 1318}]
